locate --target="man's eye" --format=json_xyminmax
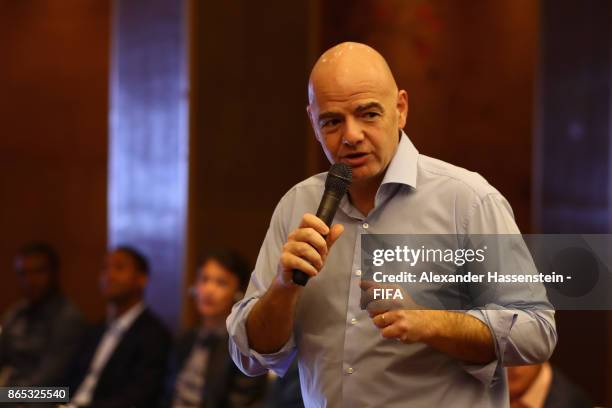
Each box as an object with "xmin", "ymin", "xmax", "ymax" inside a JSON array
[
  {"xmin": 322, "ymin": 119, "xmax": 340, "ymax": 128},
  {"xmin": 364, "ymin": 111, "xmax": 380, "ymax": 119}
]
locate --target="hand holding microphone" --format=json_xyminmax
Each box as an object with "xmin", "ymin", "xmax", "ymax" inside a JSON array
[{"xmin": 278, "ymin": 163, "xmax": 352, "ymax": 287}]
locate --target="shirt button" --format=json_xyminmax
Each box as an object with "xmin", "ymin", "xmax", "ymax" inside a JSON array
[
  {"xmin": 350, "ymin": 318, "xmax": 357, "ymax": 325},
  {"xmin": 346, "ymin": 367, "xmax": 354, "ymax": 374},
  {"xmin": 363, "ymin": 223, "xmax": 369, "ymax": 229},
  {"xmin": 355, "ymin": 269, "xmax": 362, "ymax": 277}
]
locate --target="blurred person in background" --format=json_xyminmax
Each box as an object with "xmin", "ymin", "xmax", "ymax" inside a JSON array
[
  {"xmin": 165, "ymin": 250, "xmax": 267, "ymax": 408},
  {"xmin": 0, "ymin": 242, "xmax": 84, "ymax": 387},
  {"xmin": 265, "ymin": 359, "xmax": 304, "ymax": 408},
  {"xmin": 67, "ymin": 246, "xmax": 171, "ymax": 408},
  {"xmin": 507, "ymin": 362, "xmax": 592, "ymax": 408}
]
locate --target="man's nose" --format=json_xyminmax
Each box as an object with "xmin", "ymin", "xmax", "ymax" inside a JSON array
[{"xmin": 342, "ymin": 116, "xmax": 365, "ymax": 145}]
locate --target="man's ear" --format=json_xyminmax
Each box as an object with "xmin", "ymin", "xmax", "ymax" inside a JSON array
[
  {"xmin": 306, "ymin": 105, "xmax": 322, "ymax": 143},
  {"xmin": 397, "ymin": 90, "xmax": 409, "ymax": 129}
]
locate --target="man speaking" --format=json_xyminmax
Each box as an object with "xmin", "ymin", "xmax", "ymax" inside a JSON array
[{"xmin": 227, "ymin": 42, "xmax": 556, "ymax": 407}]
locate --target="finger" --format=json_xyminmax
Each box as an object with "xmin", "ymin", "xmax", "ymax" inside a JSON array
[
  {"xmin": 299, "ymin": 213, "xmax": 329, "ymax": 236},
  {"xmin": 283, "ymin": 241, "xmax": 324, "ymax": 270},
  {"xmin": 380, "ymin": 323, "xmax": 405, "ymax": 340},
  {"xmin": 366, "ymin": 300, "xmax": 391, "ymax": 317},
  {"xmin": 280, "ymin": 252, "xmax": 318, "ymax": 277},
  {"xmin": 289, "ymin": 228, "xmax": 328, "ymax": 257},
  {"xmin": 361, "ymin": 288, "xmax": 397, "ymax": 314},
  {"xmin": 326, "ymin": 224, "xmax": 344, "ymax": 249},
  {"xmin": 372, "ymin": 312, "xmax": 392, "ymax": 328},
  {"xmin": 359, "ymin": 280, "xmax": 382, "ymax": 310},
  {"xmin": 359, "ymin": 285, "xmax": 375, "ymax": 310},
  {"xmin": 359, "ymin": 280, "xmax": 380, "ymax": 292}
]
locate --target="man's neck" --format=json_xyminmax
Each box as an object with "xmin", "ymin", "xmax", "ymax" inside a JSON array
[
  {"xmin": 27, "ymin": 287, "xmax": 59, "ymax": 309},
  {"xmin": 108, "ymin": 297, "xmax": 142, "ymax": 320},
  {"xmin": 348, "ymin": 174, "xmax": 384, "ymax": 217}
]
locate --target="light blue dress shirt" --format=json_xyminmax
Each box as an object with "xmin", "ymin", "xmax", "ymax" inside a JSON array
[{"xmin": 227, "ymin": 132, "xmax": 557, "ymax": 408}]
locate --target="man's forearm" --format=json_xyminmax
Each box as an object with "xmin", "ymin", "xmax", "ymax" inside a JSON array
[
  {"xmin": 425, "ymin": 311, "xmax": 495, "ymax": 364},
  {"xmin": 246, "ymin": 279, "xmax": 301, "ymax": 354}
]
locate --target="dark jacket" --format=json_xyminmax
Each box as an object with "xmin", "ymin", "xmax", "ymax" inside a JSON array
[
  {"xmin": 544, "ymin": 367, "xmax": 593, "ymax": 408},
  {"xmin": 164, "ymin": 328, "xmax": 267, "ymax": 408},
  {"xmin": 265, "ymin": 360, "xmax": 304, "ymax": 408},
  {"xmin": 0, "ymin": 292, "xmax": 84, "ymax": 386},
  {"xmin": 69, "ymin": 308, "xmax": 171, "ymax": 408}
]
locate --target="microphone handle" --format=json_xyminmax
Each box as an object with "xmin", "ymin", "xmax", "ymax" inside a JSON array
[{"xmin": 292, "ymin": 190, "xmax": 342, "ymax": 286}]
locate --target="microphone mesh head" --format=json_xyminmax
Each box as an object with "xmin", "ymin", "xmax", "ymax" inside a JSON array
[{"xmin": 325, "ymin": 163, "xmax": 352, "ymax": 193}]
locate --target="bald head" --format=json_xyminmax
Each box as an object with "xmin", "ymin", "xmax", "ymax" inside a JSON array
[
  {"xmin": 308, "ymin": 42, "xmax": 398, "ymax": 105},
  {"xmin": 306, "ymin": 42, "xmax": 408, "ymax": 186}
]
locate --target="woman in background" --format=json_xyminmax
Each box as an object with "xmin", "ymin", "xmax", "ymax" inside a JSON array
[{"xmin": 167, "ymin": 250, "xmax": 267, "ymax": 408}]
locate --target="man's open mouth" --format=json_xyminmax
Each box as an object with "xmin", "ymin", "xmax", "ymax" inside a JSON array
[
  {"xmin": 341, "ymin": 152, "xmax": 370, "ymax": 166},
  {"xmin": 344, "ymin": 152, "xmax": 368, "ymax": 159}
]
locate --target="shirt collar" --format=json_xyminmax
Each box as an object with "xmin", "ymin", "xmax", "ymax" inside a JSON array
[
  {"xmin": 380, "ymin": 130, "xmax": 418, "ymax": 190},
  {"xmin": 339, "ymin": 130, "xmax": 418, "ymax": 219},
  {"xmin": 108, "ymin": 302, "xmax": 145, "ymax": 332}
]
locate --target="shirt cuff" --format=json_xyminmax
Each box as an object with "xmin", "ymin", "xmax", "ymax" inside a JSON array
[
  {"xmin": 227, "ymin": 296, "xmax": 297, "ymax": 377},
  {"xmin": 462, "ymin": 306, "xmax": 518, "ymax": 386}
]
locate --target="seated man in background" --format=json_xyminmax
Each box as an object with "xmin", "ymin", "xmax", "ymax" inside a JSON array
[
  {"xmin": 0, "ymin": 242, "xmax": 84, "ymax": 386},
  {"xmin": 67, "ymin": 246, "xmax": 171, "ymax": 408},
  {"xmin": 265, "ymin": 360, "xmax": 304, "ymax": 408},
  {"xmin": 507, "ymin": 362, "xmax": 592, "ymax": 408},
  {"xmin": 165, "ymin": 250, "xmax": 267, "ymax": 408}
]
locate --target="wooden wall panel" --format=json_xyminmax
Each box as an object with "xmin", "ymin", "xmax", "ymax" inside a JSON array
[
  {"xmin": 321, "ymin": 0, "xmax": 537, "ymax": 232},
  {"xmin": 185, "ymin": 0, "xmax": 313, "ymax": 325},
  {"xmin": 536, "ymin": 0, "xmax": 612, "ymax": 404},
  {"xmin": 0, "ymin": 0, "xmax": 110, "ymax": 321}
]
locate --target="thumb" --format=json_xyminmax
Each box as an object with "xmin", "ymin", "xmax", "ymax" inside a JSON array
[
  {"xmin": 359, "ymin": 280, "xmax": 377, "ymax": 291},
  {"xmin": 326, "ymin": 224, "xmax": 344, "ymax": 250}
]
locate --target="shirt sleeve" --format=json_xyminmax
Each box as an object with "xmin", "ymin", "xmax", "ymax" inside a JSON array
[
  {"xmin": 459, "ymin": 193, "xmax": 557, "ymax": 385},
  {"xmin": 227, "ymin": 190, "xmax": 298, "ymax": 377}
]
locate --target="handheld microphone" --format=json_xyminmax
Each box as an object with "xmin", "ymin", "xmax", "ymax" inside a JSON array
[{"xmin": 292, "ymin": 163, "xmax": 352, "ymax": 286}]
